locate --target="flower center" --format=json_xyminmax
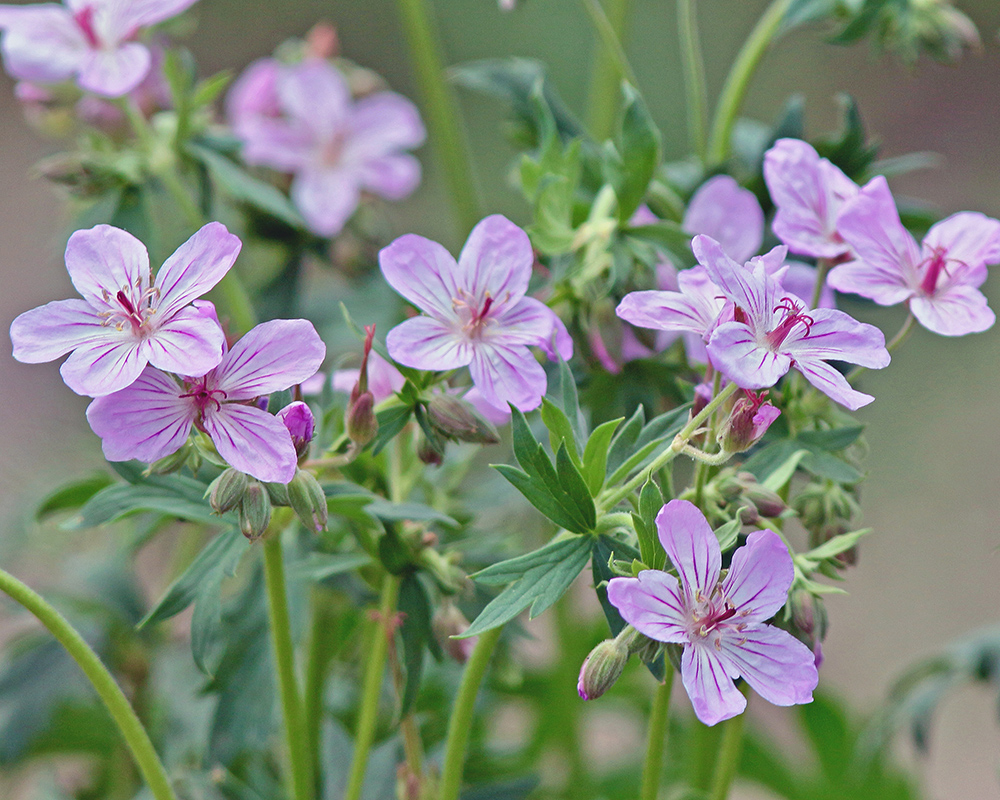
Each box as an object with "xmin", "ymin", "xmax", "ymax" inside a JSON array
[
  {"xmin": 764, "ymin": 298, "xmax": 814, "ymax": 350},
  {"xmin": 690, "ymin": 588, "xmax": 752, "ymax": 644},
  {"xmin": 98, "ymin": 280, "xmax": 160, "ymax": 335},
  {"xmin": 918, "ymin": 246, "xmax": 954, "ymax": 296},
  {"xmin": 320, "ymin": 131, "xmax": 348, "ymax": 168},
  {"xmin": 73, "ymin": 6, "xmax": 102, "ymax": 49},
  {"xmin": 453, "ymin": 290, "xmax": 497, "ymax": 338},
  {"xmin": 180, "ymin": 379, "xmax": 228, "ymax": 414}
]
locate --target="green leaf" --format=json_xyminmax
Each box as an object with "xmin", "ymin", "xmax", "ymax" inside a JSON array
[
  {"xmin": 635, "ymin": 478, "xmax": 665, "ymax": 570},
  {"xmin": 290, "ymin": 553, "xmax": 373, "ymax": 581},
  {"xmin": 69, "ymin": 481, "xmax": 223, "ymax": 529},
  {"xmin": 186, "ymin": 141, "xmax": 307, "ymax": 229},
  {"xmin": 605, "ymin": 405, "xmax": 690, "ymax": 488},
  {"xmin": 555, "ymin": 444, "xmax": 596, "ymax": 531},
  {"xmin": 141, "ymin": 529, "xmax": 249, "ymax": 628},
  {"xmin": 605, "ymin": 406, "xmax": 645, "ymax": 478},
  {"xmin": 371, "ymin": 405, "xmax": 413, "ymax": 456},
  {"xmin": 581, "ymin": 417, "xmax": 622, "ymax": 495},
  {"xmin": 557, "ymin": 359, "xmax": 585, "ymax": 446},
  {"xmin": 192, "ymin": 70, "xmax": 233, "ymax": 109},
  {"xmin": 797, "ymin": 425, "xmax": 865, "ymax": 452},
  {"xmin": 463, "ymin": 536, "xmax": 591, "ymax": 637},
  {"xmin": 540, "ymin": 399, "xmax": 581, "ymax": 467},
  {"xmin": 615, "ymin": 84, "xmax": 661, "ymax": 221},
  {"xmin": 528, "ymin": 175, "xmax": 576, "ymax": 255},
  {"xmin": 494, "ymin": 466, "xmax": 592, "ymax": 533},
  {"xmin": 35, "ymin": 473, "xmax": 115, "ymax": 521},
  {"xmin": 190, "ymin": 535, "xmax": 249, "ymax": 677},
  {"xmin": 714, "ymin": 517, "xmax": 742, "ymax": 553},
  {"xmin": 397, "ymin": 574, "xmax": 433, "ymax": 714},
  {"xmin": 366, "ymin": 500, "xmax": 458, "ymax": 528},
  {"xmin": 624, "ymin": 222, "xmax": 697, "ymax": 267},
  {"xmin": 804, "ymin": 528, "xmax": 871, "ymax": 561}
]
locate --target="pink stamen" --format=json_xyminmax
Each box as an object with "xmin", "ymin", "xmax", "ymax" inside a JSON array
[
  {"xmin": 73, "ymin": 6, "xmax": 101, "ymax": 48},
  {"xmin": 180, "ymin": 382, "xmax": 228, "ymax": 413},
  {"xmin": 765, "ymin": 299, "xmax": 814, "ymax": 350}
]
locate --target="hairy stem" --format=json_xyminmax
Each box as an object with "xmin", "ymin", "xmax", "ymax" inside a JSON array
[
  {"xmin": 438, "ymin": 625, "xmax": 503, "ymax": 800},
  {"xmin": 677, "ymin": 0, "xmax": 708, "ymax": 161},
  {"xmin": 0, "ymin": 567, "xmax": 177, "ymax": 800},
  {"xmin": 640, "ymin": 664, "xmax": 675, "ymax": 800}
]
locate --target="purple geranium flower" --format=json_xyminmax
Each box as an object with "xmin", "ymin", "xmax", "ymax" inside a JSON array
[
  {"xmin": 683, "ymin": 175, "xmax": 764, "ymax": 264},
  {"xmin": 381, "ymin": 215, "xmax": 572, "ymax": 412},
  {"xmin": 764, "ymin": 138, "xmax": 859, "ymax": 259},
  {"xmin": 86, "ymin": 319, "xmax": 326, "ymax": 483},
  {"xmin": 10, "ymin": 222, "xmax": 241, "ymax": 397},
  {"xmin": 0, "ymin": 0, "xmax": 198, "ymax": 97},
  {"xmin": 829, "ymin": 176, "xmax": 1000, "ymax": 336},
  {"xmin": 608, "ymin": 499, "xmax": 818, "ymax": 726},
  {"xmin": 230, "ymin": 58, "xmax": 425, "ymax": 237},
  {"xmin": 694, "ymin": 236, "xmax": 890, "ymax": 410}
]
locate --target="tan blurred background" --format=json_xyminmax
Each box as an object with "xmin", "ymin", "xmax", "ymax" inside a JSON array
[{"xmin": 2, "ymin": 0, "xmax": 1000, "ymax": 796}]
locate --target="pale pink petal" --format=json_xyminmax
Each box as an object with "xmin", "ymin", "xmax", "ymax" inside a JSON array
[
  {"xmin": 291, "ymin": 167, "xmax": 360, "ymax": 237},
  {"xmin": 227, "ymin": 58, "xmax": 283, "ymax": 129},
  {"xmin": 86, "ymin": 367, "xmax": 194, "ymax": 462},
  {"xmin": 683, "ymin": 175, "xmax": 764, "ymax": 264},
  {"xmin": 616, "ymin": 287, "xmax": 719, "ymax": 336},
  {"xmin": 716, "ymin": 625, "xmax": 817, "ymax": 707},
  {"xmin": 60, "ymin": 335, "xmax": 146, "ymax": 396},
  {"xmin": 826, "ymin": 261, "xmax": 914, "ymax": 307},
  {"xmin": 491, "ymin": 297, "xmax": 562, "ymax": 349},
  {"xmin": 655, "ymin": 499, "xmax": 721, "ymax": 600},
  {"xmin": 142, "ymin": 305, "xmax": 226, "ymax": 377},
  {"xmin": 463, "ymin": 387, "xmax": 510, "ymax": 425},
  {"xmin": 923, "ymin": 212, "xmax": 1000, "ymax": 277},
  {"xmin": 379, "ymin": 233, "xmax": 463, "ymax": 319},
  {"xmin": 116, "ymin": 0, "xmax": 199, "ymax": 30},
  {"xmin": 0, "ymin": 6, "xmax": 86, "ymax": 84},
  {"xmin": 910, "ymin": 286, "xmax": 995, "ymax": 336},
  {"xmin": 386, "ymin": 316, "xmax": 473, "ymax": 371},
  {"xmin": 279, "ymin": 60, "xmax": 350, "ymax": 139},
  {"xmin": 607, "ymin": 572, "xmax": 688, "ymax": 644},
  {"xmin": 347, "ymin": 92, "xmax": 426, "ymax": 158},
  {"xmin": 154, "ymin": 222, "xmax": 242, "ymax": 320},
  {"xmin": 782, "ymin": 307, "xmax": 890, "ymax": 368},
  {"xmin": 203, "ymin": 403, "xmax": 298, "ymax": 483},
  {"xmin": 239, "ymin": 117, "xmax": 313, "ymax": 172},
  {"xmin": 358, "ymin": 154, "xmax": 421, "ymax": 200},
  {"xmin": 65, "ymin": 225, "xmax": 151, "ymax": 311},
  {"xmin": 707, "ymin": 322, "xmax": 791, "ymax": 390},
  {"xmin": 693, "ymin": 236, "xmax": 779, "ymax": 322},
  {"xmin": 681, "ymin": 642, "xmax": 746, "ymax": 726},
  {"xmin": 794, "ymin": 358, "xmax": 874, "ymax": 411},
  {"xmin": 722, "ymin": 531, "xmax": 794, "ymax": 623},
  {"xmin": 10, "ymin": 298, "xmax": 106, "ymax": 363},
  {"xmin": 78, "ymin": 42, "xmax": 150, "ymax": 97},
  {"xmin": 457, "ymin": 215, "xmax": 534, "ymax": 310},
  {"xmin": 211, "ymin": 319, "xmax": 326, "ymax": 399},
  {"xmin": 468, "ymin": 343, "xmax": 547, "ymax": 411}
]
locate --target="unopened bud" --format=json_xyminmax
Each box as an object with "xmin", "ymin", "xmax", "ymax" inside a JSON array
[
  {"xmin": 427, "ymin": 395, "xmax": 500, "ymax": 445},
  {"xmin": 739, "ymin": 477, "xmax": 786, "ymax": 519},
  {"xmin": 277, "ymin": 401, "xmax": 315, "ymax": 459},
  {"xmin": 147, "ymin": 443, "xmax": 193, "ymax": 475},
  {"xmin": 346, "ymin": 391, "xmax": 378, "ymax": 446},
  {"xmin": 577, "ymin": 638, "xmax": 629, "ymax": 700},
  {"xmin": 417, "ymin": 436, "xmax": 444, "ymax": 466},
  {"xmin": 287, "ymin": 468, "xmax": 328, "ymax": 532},
  {"xmin": 208, "ymin": 468, "xmax": 249, "ymax": 515},
  {"xmin": 433, "ymin": 604, "xmax": 476, "ymax": 663},
  {"xmin": 238, "ymin": 481, "xmax": 271, "ymax": 541},
  {"xmin": 265, "ymin": 481, "xmax": 290, "ymax": 506},
  {"xmin": 718, "ymin": 394, "xmax": 780, "ymax": 454}
]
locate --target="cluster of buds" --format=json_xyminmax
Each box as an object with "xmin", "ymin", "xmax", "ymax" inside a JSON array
[
  {"xmin": 701, "ymin": 469, "xmax": 787, "ymax": 527},
  {"xmin": 208, "ymin": 468, "xmax": 272, "ymax": 541},
  {"xmin": 794, "ymin": 481, "xmax": 862, "ymax": 567},
  {"xmin": 788, "ymin": 588, "xmax": 829, "ymax": 666}
]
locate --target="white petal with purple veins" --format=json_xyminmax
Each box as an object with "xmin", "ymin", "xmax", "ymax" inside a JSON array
[
  {"xmin": 387, "ymin": 316, "xmax": 474, "ymax": 371},
  {"xmin": 141, "ymin": 305, "xmax": 226, "ymax": 377},
  {"xmin": 682, "ymin": 643, "xmax": 746, "ymax": 726},
  {"xmin": 78, "ymin": 42, "xmax": 150, "ymax": 97},
  {"xmin": 722, "ymin": 530, "xmax": 794, "ymax": 623},
  {"xmin": 60, "ymin": 335, "xmax": 145, "ymax": 396},
  {"xmin": 380, "ymin": 234, "xmax": 463, "ymax": 319},
  {"xmin": 203, "ymin": 403, "xmax": 299, "ymax": 483},
  {"xmin": 10, "ymin": 298, "xmax": 107, "ymax": 363},
  {"xmin": 65, "ymin": 225, "xmax": 150, "ymax": 311},
  {"xmin": 607, "ymin": 573, "xmax": 688, "ymax": 644},
  {"xmin": 457, "ymin": 215, "xmax": 534, "ymax": 311},
  {"xmin": 468, "ymin": 343, "xmax": 547, "ymax": 411},
  {"xmin": 212, "ymin": 319, "xmax": 326, "ymax": 399},
  {"xmin": 154, "ymin": 222, "xmax": 242, "ymax": 320},
  {"xmin": 656, "ymin": 500, "xmax": 720, "ymax": 601},
  {"xmin": 716, "ymin": 625, "xmax": 818, "ymax": 707}
]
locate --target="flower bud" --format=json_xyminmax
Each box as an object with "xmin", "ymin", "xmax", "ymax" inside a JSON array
[
  {"xmin": 346, "ymin": 390, "xmax": 378, "ymax": 446},
  {"xmin": 433, "ymin": 604, "xmax": 476, "ymax": 663},
  {"xmin": 718, "ymin": 394, "xmax": 780, "ymax": 454},
  {"xmin": 265, "ymin": 481, "xmax": 290, "ymax": 506},
  {"xmin": 427, "ymin": 395, "xmax": 500, "ymax": 445},
  {"xmin": 417, "ymin": 436, "xmax": 444, "ymax": 466},
  {"xmin": 577, "ymin": 638, "xmax": 629, "ymax": 700},
  {"xmin": 238, "ymin": 481, "xmax": 272, "ymax": 542},
  {"xmin": 277, "ymin": 401, "xmax": 315, "ymax": 459},
  {"xmin": 738, "ymin": 474, "xmax": 786, "ymax": 519},
  {"xmin": 207, "ymin": 468, "xmax": 249, "ymax": 515},
  {"xmin": 287, "ymin": 468, "xmax": 328, "ymax": 532},
  {"xmin": 147, "ymin": 442, "xmax": 194, "ymax": 475}
]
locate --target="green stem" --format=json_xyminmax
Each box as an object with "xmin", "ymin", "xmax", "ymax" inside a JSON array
[
  {"xmin": 303, "ymin": 589, "xmax": 342, "ymax": 792},
  {"xmin": 584, "ymin": 0, "xmax": 634, "ymax": 142},
  {"xmin": 706, "ymin": 703, "xmax": 746, "ymax": 800},
  {"xmin": 690, "ymin": 720, "xmax": 722, "ymax": 792},
  {"xmin": 693, "ymin": 370, "xmax": 724, "ymax": 507},
  {"xmin": 599, "ymin": 382, "xmax": 739, "ymax": 512},
  {"xmin": 394, "ymin": 0, "xmax": 480, "ymax": 237},
  {"xmin": 677, "ymin": 0, "xmax": 708, "ymax": 161},
  {"xmin": 262, "ymin": 523, "xmax": 313, "ymax": 800},
  {"xmin": 345, "ymin": 573, "xmax": 401, "ymax": 800},
  {"xmin": 810, "ymin": 257, "xmax": 832, "ymax": 311},
  {"xmin": 0, "ymin": 568, "xmax": 177, "ymax": 800},
  {"xmin": 706, "ymin": 0, "xmax": 794, "ymax": 165},
  {"xmin": 438, "ymin": 626, "xmax": 503, "ymax": 800},
  {"xmin": 639, "ymin": 664, "xmax": 675, "ymax": 800}
]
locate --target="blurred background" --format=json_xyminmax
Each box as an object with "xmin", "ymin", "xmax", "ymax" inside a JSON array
[{"xmin": 1, "ymin": 0, "xmax": 999, "ymax": 796}]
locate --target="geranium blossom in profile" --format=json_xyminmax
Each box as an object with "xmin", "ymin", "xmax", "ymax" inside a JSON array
[
  {"xmin": 86, "ymin": 319, "xmax": 326, "ymax": 484},
  {"xmin": 829, "ymin": 176, "xmax": 1000, "ymax": 336},
  {"xmin": 10, "ymin": 222, "xmax": 241, "ymax": 397},
  {"xmin": 381, "ymin": 215, "xmax": 572, "ymax": 412},
  {"xmin": 608, "ymin": 499, "xmax": 818, "ymax": 726},
  {"xmin": 764, "ymin": 138, "xmax": 859, "ymax": 259},
  {"xmin": 0, "ymin": 0, "xmax": 198, "ymax": 97},
  {"xmin": 695, "ymin": 236, "xmax": 890, "ymax": 410},
  {"xmin": 230, "ymin": 58, "xmax": 425, "ymax": 237}
]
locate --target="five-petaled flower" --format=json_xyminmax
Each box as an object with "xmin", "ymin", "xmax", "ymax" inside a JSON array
[
  {"xmin": 229, "ymin": 58, "xmax": 425, "ymax": 237},
  {"xmin": 695, "ymin": 235, "xmax": 890, "ymax": 410},
  {"xmin": 829, "ymin": 175, "xmax": 1000, "ymax": 336},
  {"xmin": 608, "ymin": 499, "xmax": 818, "ymax": 726},
  {"xmin": 380, "ymin": 215, "xmax": 572, "ymax": 412},
  {"xmin": 0, "ymin": 0, "xmax": 198, "ymax": 97},
  {"xmin": 10, "ymin": 222, "xmax": 241, "ymax": 397},
  {"xmin": 86, "ymin": 319, "xmax": 326, "ymax": 484}
]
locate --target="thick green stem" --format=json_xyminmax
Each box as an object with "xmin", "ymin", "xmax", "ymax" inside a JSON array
[
  {"xmin": 394, "ymin": 0, "xmax": 480, "ymax": 237},
  {"xmin": 0, "ymin": 568, "xmax": 177, "ymax": 800},
  {"xmin": 599, "ymin": 382, "xmax": 739, "ymax": 512},
  {"xmin": 345, "ymin": 573, "xmax": 401, "ymax": 800},
  {"xmin": 303, "ymin": 589, "xmax": 343, "ymax": 792},
  {"xmin": 583, "ymin": 0, "xmax": 635, "ymax": 142},
  {"xmin": 706, "ymin": 0, "xmax": 794, "ymax": 165},
  {"xmin": 706, "ymin": 705, "xmax": 746, "ymax": 800},
  {"xmin": 438, "ymin": 626, "xmax": 503, "ymax": 800},
  {"xmin": 677, "ymin": 0, "xmax": 708, "ymax": 161},
  {"xmin": 810, "ymin": 257, "xmax": 832, "ymax": 311},
  {"xmin": 640, "ymin": 664, "xmax": 675, "ymax": 800},
  {"xmin": 262, "ymin": 522, "xmax": 313, "ymax": 800}
]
